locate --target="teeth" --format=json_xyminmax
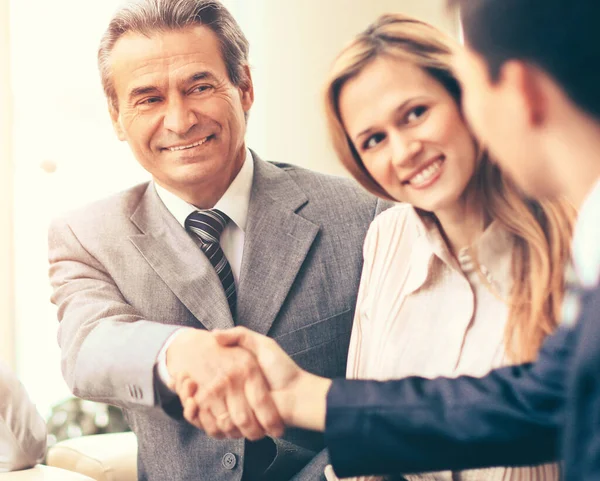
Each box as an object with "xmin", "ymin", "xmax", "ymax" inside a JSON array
[
  {"xmin": 168, "ymin": 137, "xmax": 209, "ymax": 152},
  {"xmin": 410, "ymin": 158, "xmax": 443, "ymax": 186}
]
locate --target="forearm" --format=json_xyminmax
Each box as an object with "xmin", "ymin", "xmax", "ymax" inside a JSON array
[
  {"xmin": 326, "ymin": 375, "xmax": 560, "ymax": 477},
  {"xmin": 59, "ymin": 313, "xmax": 180, "ymax": 407},
  {"xmin": 322, "ymin": 325, "xmax": 571, "ymax": 478},
  {"xmin": 50, "ymin": 218, "xmax": 184, "ymax": 407}
]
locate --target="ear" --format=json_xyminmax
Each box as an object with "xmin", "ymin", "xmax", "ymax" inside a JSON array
[
  {"xmin": 109, "ymin": 103, "xmax": 127, "ymax": 141},
  {"xmin": 499, "ymin": 60, "xmax": 546, "ymax": 127},
  {"xmin": 238, "ymin": 65, "xmax": 254, "ymax": 112}
]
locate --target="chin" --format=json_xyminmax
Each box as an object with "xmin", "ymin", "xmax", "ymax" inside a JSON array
[{"xmin": 413, "ymin": 193, "xmax": 464, "ymax": 215}]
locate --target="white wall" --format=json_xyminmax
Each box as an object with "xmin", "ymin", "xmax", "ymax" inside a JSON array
[
  {"xmin": 243, "ymin": 0, "xmax": 457, "ymax": 176},
  {"xmin": 9, "ymin": 0, "xmax": 456, "ymax": 416},
  {"xmin": 10, "ymin": 0, "xmax": 138, "ymax": 417},
  {"xmin": 1, "ymin": 0, "xmax": 15, "ymax": 369}
]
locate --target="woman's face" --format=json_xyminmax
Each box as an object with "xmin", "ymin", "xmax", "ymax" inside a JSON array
[{"xmin": 339, "ymin": 56, "xmax": 478, "ymax": 212}]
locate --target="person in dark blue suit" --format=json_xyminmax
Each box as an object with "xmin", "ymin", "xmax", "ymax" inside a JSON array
[{"xmin": 174, "ymin": 1, "xmax": 600, "ymax": 480}]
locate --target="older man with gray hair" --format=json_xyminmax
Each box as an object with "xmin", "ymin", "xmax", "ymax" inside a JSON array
[{"xmin": 48, "ymin": 0, "xmax": 388, "ymax": 480}]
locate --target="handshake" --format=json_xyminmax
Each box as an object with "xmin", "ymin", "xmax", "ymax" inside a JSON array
[{"xmin": 165, "ymin": 327, "xmax": 332, "ymax": 440}]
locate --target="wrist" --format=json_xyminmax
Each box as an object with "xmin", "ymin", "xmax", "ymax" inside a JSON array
[
  {"xmin": 165, "ymin": 328, "xmax": 211, "ymax": 379},
  {"xmin": 284, "ymin": 372, "xmax": 332, "ymax": 432}
]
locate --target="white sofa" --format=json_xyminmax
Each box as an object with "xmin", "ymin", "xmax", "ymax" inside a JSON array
[
  {"xmin": 0, "ymin": 465, "xmax": 94, "ymax": 480},
  {"xmin": 45, "ymin": 433, "xmax": 137, "ymax": 481}
]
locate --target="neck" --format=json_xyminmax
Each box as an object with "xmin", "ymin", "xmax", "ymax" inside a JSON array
[
  {"xmin": 189, "ymin": 171, "xmax": 238, "ymax": 210},
  {"xmin": 540, "ymin": 81, "xmax": 600, "ymax": 209},
  {"xmin": 434, "ymin": 186, "xmax": 488, "ymax": 255}
]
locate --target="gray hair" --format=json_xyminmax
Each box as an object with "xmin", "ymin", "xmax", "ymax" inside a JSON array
[{"xmin": 98, "ymin": 0, "xmax": 250, "ymax": 111}]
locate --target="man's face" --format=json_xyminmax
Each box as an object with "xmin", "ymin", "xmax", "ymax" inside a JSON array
[
  {"xmin": 108, "ymin": 26, "xmax": 253, "ymax": 204},
  {"xmin": 454, "ymin": 46, "xmax": 559, "ymax": 199}
]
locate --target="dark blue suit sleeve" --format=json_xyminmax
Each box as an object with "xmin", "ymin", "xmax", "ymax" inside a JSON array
[
  {"xmin": 562, "ymin": 287, "xmax": 600, "ymax": 481},
  {"xmin": 325, "ymin": 325, "xmax": 572, "ymax": 478}
]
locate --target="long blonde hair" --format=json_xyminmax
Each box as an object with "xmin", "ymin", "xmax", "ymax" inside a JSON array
[{"xmin": 325, "ymin": 14, "xmax": 575, "ymax": 363}]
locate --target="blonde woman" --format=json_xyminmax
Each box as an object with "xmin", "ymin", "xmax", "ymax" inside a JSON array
[{"xmin": 319, "ymin": 13, "xmax": 573, "ymax": 481}]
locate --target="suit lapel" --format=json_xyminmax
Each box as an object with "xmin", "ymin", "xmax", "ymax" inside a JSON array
[
  {"xmin": 128, "ymin": 184, "xmax": 234, "ymax": 330},
  {"xmin": 237, "ymin": 155, "xmax": 320, "ymax": 335}
]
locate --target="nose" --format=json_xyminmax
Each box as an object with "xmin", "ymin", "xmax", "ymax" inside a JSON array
[
  {"xmin": 390, "ymin": 133, "xmax": 423, "ymax": 168},
  {"xmin": 163, "ymin": 97, "xmax": 198, "ymax": 135}
]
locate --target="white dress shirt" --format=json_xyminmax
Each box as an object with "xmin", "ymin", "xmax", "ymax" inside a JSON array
[
  {"xmin": 340, "ymin": 204, "xmax": 558, "ymax": 481},
  {"xmin": 154, "ymin": 147, "xmax": 254, "ymax": 285},
  {"xmin": 0, "ymin": 361, "xmax": 46, "ymax": 472},
  {"xmin": 154, "ymin": 148, "xmax": 254, "ymax": 391},
  {"xmin": 572, "ymin": 177, "xmax": 600, "ymax": 288}
]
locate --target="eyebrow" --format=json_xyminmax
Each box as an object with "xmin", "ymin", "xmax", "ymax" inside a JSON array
[
  {"xmin": 128, "ymin": 85, "xmax": 161, "ymax": 103},
  {"xmin": 127, "ymin": 71, "xmax": 220, "ymax": 103},
  {"xmin": 187, "ymin": 71, "xmax": 219, "ymax": 84},
  {"xmin": 354, "ymin": 98, "xmax": 416, "ymax": 141}
]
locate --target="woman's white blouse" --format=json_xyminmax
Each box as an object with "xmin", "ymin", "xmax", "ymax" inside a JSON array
[{"xmin": 344, "ymin": 204, "xmax": 558, "ymax": 481}]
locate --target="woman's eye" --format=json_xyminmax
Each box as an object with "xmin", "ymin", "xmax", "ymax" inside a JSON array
[
  {"xmin": 363, "ymin": 133, "xmax": 386, "ymax": 150},
  {"xmin": 405, "ymin": 105, "xmax": 428, "ymax": 123}
]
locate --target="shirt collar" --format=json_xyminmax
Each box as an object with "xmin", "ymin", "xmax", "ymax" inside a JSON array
[
  {"xmin": 572, "ymin": 177, "xmax": 600, "ymax": 288},
  {"xmin": 412, "ymin": 208, "xmax": 514, "ymax": 291},
  {"xmin": 154, "ymin": 147, "xmax": 254, "ymax": 231}
]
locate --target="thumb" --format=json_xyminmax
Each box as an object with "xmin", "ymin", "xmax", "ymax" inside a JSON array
[{"xmin": 213, "ymin": 327, "xmax": 259, "ymax": 353}]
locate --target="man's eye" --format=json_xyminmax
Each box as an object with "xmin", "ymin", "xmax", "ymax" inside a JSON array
[
  {"xmin": 363, "ymin": 133, "xmax": 386, "ymax": 150},
  {"xmin": 192, "ymin": 85, "xmax": 212, "ymax": 94},
  {"xmin": 139, "ymin": 97, "xmax": 162, "ymax": 106},
  {"xmin": 405, "ymin": 105, "xmax": 428, "ymax": 123}
]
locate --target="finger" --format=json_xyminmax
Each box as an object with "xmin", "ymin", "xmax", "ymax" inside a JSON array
[
  {"xmin": 167, "ymin": 377, "xmax": 176, "ymax": 392},
  {"xmin": 210, "ymin": 399, "xmax": 235, "ymax": 434},
  {"xmin": 199, "ymin": 406, "xmax": 224, "ymax": 439},
  {"xmin": 180, "ymin": 377, "xmax": 198, "ymax": 401},
  {"xmin": 244, "ymin": 368, "xmax": 285, "ymax": 438},
  {"xmin": 170, "ymin": 372, "xmax": 186, "ymax": 394},
  {"xmin": 215, "ymin": 329, "xmax": 282, "ymax": 377},
  {"xmin": 197, "ymin": 378, "xmax": 236, "ymax": 437},
  {"xmin": 202, "ymin": 406, "xmax": 243, "ymax": 439},
  {"xmin": 224, "ymin": 425, "xmax": 243, "ymax": 439},
  {"xmin": 173, "ymin": 372, "xmax": 191, "ymax": 397},
  {"xmin": 213, "ymin": 327, "xmax": 258, "ymax": 352},
  {"xmin": 225, "ymin": 379, "xmax": 266, "ymax": 441},
  {"xmin": 183, "ymin": 396, "xmax": 201, "ymax": 427}
]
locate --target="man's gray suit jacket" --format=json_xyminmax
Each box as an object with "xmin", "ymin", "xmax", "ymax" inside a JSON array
[{"xmin": 48, "ymin": 153, "xmax": 389, "ymax": 481}]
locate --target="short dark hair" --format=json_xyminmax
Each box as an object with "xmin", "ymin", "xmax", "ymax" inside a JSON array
[
  {"xmin": 450, "ymin": 0, "xmax": 600, "ymax": 120},
  {"xmin": 99, "ymin": 0, "xmax": 250, "ymax": 112}
]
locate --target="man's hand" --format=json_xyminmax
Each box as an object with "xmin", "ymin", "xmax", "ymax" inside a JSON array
[
  {"xmin": 166, "ymin": 328, "xmax": 284, "ymax": 440},
  {"xmin": 211, "ymin": 327, "xmax": 332, "ymax": 432}
]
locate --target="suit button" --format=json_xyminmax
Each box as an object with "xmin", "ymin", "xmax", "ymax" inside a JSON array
[{"xmin": 222, "ymin": 452, "xmax": 237, "ymax": 470}]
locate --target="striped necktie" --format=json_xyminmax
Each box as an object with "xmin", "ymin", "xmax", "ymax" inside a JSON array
[{"xmin": 185, "ymin": 209, "xmax": 237, "ymax": 315}]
